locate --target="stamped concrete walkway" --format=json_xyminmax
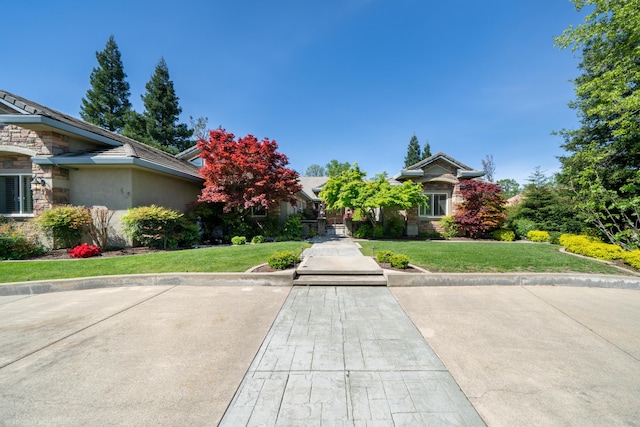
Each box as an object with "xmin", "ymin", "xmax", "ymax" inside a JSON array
[{"xmin": 220, "ymin": 238, "xmax": 485, "ymax": 426}]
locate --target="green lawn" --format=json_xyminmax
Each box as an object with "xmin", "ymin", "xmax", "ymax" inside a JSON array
[
  {"xmin": 358, "ymin": 240, "xmax": 628, "ymax": 275},
  {"xmin": 0, "ymin": 242, "xmax": 310, "ymax": 284}
]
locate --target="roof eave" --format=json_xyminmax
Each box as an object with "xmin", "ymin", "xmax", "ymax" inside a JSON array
[
  {"xmin": 393, "ymin": 170, "xmax": 424, "ymax": 180},
  {"xmin": 32, "ymin": 156, "xmax": 203, "ymax": 182},
  {"xmin": 0, "ymin": 114, "xmax": 122, "ymax": 147}
]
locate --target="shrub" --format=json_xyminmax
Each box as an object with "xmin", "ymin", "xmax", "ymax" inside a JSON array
[
  {"xmin": 384, "ymin": 216, "xmax": 405, "ymax": 238},
  {"xmin": 375, "ymin": 250, "xmax": 395, "ymax": 263},
  {"xmin": 492, "ymin": 229, "xmax": 515, "ymax": 242},
  {"xmin": 372, "ymin": 224, "xmax": 384, "ymax": 238},
  {"xmin": 353, "ymin": 222, "xmax": 373, "ymax": 238},
  {"xmin": 231, "ymin": 236, "xmax": 247, "ymax": 245},
  {"xmin": 267, "ymin": 251, "xmax": 300, "ymax": 269},
  {"xmin": 549, "ymin": 231, "xmax": 562, "ymax": 245},
  {"xmin": 527, "ymin": 230, "xmax": 551, "ymax": 243},
  {"xmin": 252, "ymin": 235, "xmax": 265, "ymax": 244},
  {"xmin": 0, "ymin": 222, "xmax": 46, "ymax": 260},
  {"xmin": 512, "ymin": 219, "xmax": 537, "ymax": 239},
  {"xmin": 87, "ymin": 207, "xmax": 114, "ymax": 250},
  {"xmin": 68, "ymin": 243, "xmax": 101, "ymax": 258},
  {"xmin": 622, "ymin": 250, "xmax": 640, "ymax": 270},
  {"xmin": 439, "ymin": 215, "xmax": 459, "ymax": 239},
  {"xmin": 281, "ymin": 214, "xmax": 304, "ymax": 240},
  {"xmin": 389, "ymin": 253, "xmax": 410, "ymax": 269},
  {"xmin": 121, "ymin": 205, "xmax": 184, "ymax": 249},
  {"xmin": 559, "ymin": 234, "xmax": 625, "ymax": 261},
  {"xmin": 36, "ymin": 205, "xmax": 92, "ymax": 249}
]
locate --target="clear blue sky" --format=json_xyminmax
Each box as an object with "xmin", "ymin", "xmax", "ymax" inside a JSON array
[{"xmin": 2, "ymin": 0, "xmax": 586, "ymax": 185}]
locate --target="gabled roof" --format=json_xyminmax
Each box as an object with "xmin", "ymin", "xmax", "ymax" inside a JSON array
[
  {"xmin": 394, "ymin": 151, "xmax": 484, "ymax": 180},
  {"xmin": 0, "ymin": 90, "xmax": 202, "ymax": 181},
  {"xmin": 297, "ymin": 176, "xmax": 328, "ymax": 202}
]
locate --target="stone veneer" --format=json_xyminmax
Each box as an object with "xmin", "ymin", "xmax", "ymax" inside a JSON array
[{"xmin": 0, "ymin": 125, "xmax": 71, "ymax": 215}]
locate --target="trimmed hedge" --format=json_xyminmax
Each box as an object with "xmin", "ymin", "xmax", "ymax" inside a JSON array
[
  {"xmin": 527, "ymin": 230, "xmax": 551, "ymax": 243},
  {"xmin": 559, "ymin": 234, "xmax": 624, "ymax": 261},
  {"xmin": 389, "ymin": 253, "xmax": 410, "ymax": 269},
  {"xmin": 267, "ymin": 251, "xmax": 300, "ymax": 270},
  {"xmin": 375, "ymin": 250, "xmax": 395, "ymax": 263},
  {"xmin": 492, "ymin": 229, "xmax": 515, "ymax": 242},
  {"xmin": 231, "ymin": 236, "xmax": 247, "ymax": 245}
]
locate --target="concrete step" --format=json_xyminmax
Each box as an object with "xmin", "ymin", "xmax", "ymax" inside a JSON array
[
  {"xmin": 294, "ymin": 275, "xmax": 388, "ymax": 286},
  {"xmin": 297, "ymin": 256, "xmax": 383, "ymax": 276}
]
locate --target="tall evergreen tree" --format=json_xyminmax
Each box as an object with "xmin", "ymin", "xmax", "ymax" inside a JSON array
[
  {"xmin": 124, "ymin": 57, "xmax": 192, "ymax": 153},
  {"xmin": 404, "ymin": 135, "xmax": 421, "ymax": 168},
  {"xmin": 422, "ymin": 140, "xmax": 432, "ymax": 159},
  {"xmin": 80, "ymin": 35, "xmax": 131, "ymax": 132}
]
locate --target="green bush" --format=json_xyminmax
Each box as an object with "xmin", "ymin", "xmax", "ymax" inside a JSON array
[
  {"xmin": 389, "ymin": 253, "xmax": 410, "ymax": 269},
  {"xmin": 252, "ymin": 235, "xmax": 265, "ymax": 244},
  {"xmin": 36, "ymin": 205, "xmax": 92, "ymax": 249},
  {"xmin": 267, "ymin": 250, "xmax": 300, "ymax": 269},
  {"xmin": 438, "ymin": 215, "xmax": 459, "ymax": 239},
  {"xmin": 549, "ymin": 231, "xmax": 562, "ymax": 245},
  {"xmin": 121, "ymin": 205, "xmax": 184, "ymax": 249},
  {"xmin": 384, "ymin": 216, "xmax": 405, "ymax": 238},
  {"xmin": 527, "ymin": 230, "xmax": 551, "ymax": 243},
  {"xmin": 0, "ymin": 222, "xmax": 46, "ymax": 260},
  {"xmin": 353, "ymin": 222, "xmax": 373, "ymax": 238},
  {"xmin": 373, "ymin": 224, "xmax": 384, "ymax": 238},
  {"xmin": 281, "ymin": 214, "xmax": 304, "ymax": 240},
  {"xmin": 375, "ymin": 250, "xmax": 395, "ymax": 263},
  {"xmin": 512, "ymin": 218, "xmax": 537, "ymax": 240},
  {"xmin": 231, "ymin": 236, "xmax": 247, "ymax": 245},
  {"xmin": 492, "ymin": 229, "xmax": 515, "ymax": 242}
]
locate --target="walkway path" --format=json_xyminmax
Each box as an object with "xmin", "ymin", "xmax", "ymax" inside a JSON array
[{"xmin": 220, "ymin": 238, "xmax": 485, "ymax": 426}]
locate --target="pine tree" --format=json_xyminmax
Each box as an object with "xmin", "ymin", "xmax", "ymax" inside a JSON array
[
  {"xmin": 404, "ymin": 135, "xmax": 421, "ymax": 168},
  {"xmin": 422, "ymin": 141, "xmax": 431, "ymax": 159},
  {"xmin": 124, "ymin": 57, "xmax": 192, "ymax": 153},
  {"xmin": 80, "ymin": 35, "xmax": 131, "ymax": 132}
]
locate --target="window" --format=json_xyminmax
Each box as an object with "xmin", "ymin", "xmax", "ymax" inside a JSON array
[
  {"xmin": 251, "ymin": 206, "xmax": 267, "ymax": 217},
  {"xmin": 419, "ymin": 193, "xmax": 447, "ymax": 217},
  {"xmin": 189, "ymin": 157, "xmax": 204, "ymax": 167},
  {"xmin": 0, "ymin": 175, "xmax": 33, "ymax": 215}
]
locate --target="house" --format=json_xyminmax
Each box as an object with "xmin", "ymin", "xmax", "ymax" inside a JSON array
[
  {"xmin": 393, "ymin": 152, "xmax": 485, "ymax": 236},
  {"xmin": 0, "ymin": 90, "xmax": 204, "ymax": 243}
]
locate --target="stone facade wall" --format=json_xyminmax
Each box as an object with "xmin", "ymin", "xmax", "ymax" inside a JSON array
[{"xmin": 0, "ymin": 125, "xmax": 71, "ymax": 215}]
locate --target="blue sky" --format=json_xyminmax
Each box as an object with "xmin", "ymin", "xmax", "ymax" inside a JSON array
[{"xmin": 2, "ymin": 0, "xmax": 585, "ymax": 185}]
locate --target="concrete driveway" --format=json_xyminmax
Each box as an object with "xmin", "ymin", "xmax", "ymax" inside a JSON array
[{"xmin": 1, "ymin": 284, "xmax": 639, "ymax": 426}]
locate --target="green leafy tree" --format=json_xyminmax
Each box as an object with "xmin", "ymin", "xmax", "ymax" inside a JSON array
[
  {"xmin": 404, "ymin": 135, "xmax": 421, "ymax": 167},
  {"xmin": 555, "ymin": 0, "xmax": 640, "ymax": 249},
  {"xmin": 304, "ymin": 164, "xmax": 326, "ymax": 177},
  {"xmin": 497, "ymin": 178, "xmax": 521, "ymax": 199},
  {"xmin": 325, "ymin": 159, "xmax": 351, "ymax": 177},
  {"xmin": 80, "ymin": 35, "xmax": 131, "ymax": 132},
  {"xmin": 319, "ymin": 164, "xmax": 426, "ymax": 226},
  {"xmin": 124, "ymin": 57, "xmax": 192, "ymax": 153}
]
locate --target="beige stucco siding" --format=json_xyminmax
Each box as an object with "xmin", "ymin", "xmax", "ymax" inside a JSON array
[
  {"xmin": 69, "ymin": 167, "xmax": 134, "ymax": 210},
  {"xmin": 131, "ymin": 168, "xmax": 202, "ymax": 213}
]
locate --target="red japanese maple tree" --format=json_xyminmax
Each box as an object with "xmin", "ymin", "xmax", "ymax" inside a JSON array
[
  {"xmin": 453, "ymin": 180, "xmax": 507, "ymax": 238},
  {"xmin": 197, "ymin": 128, "xmax": 301, "ymax": 214}
]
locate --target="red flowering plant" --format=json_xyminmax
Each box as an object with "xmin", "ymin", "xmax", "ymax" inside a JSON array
[{"xmin": 68, "ymin": 243, "xmax": 101, "ymax": 258}]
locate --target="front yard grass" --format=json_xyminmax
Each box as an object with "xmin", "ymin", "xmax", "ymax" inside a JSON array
[
  {"xmin": 358, "ymin": 240, "xmax": 628, "ymax": 275},
  {"xmin": 0, "ymin": 242, "xmax": 310, "ymax": 284}
]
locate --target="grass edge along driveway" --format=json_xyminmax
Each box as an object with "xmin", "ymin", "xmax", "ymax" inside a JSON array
[
  {"xmin": 358, "ymin": 240, "xmax": 628, "ymax": 275},
  {"xmin": 0, "ymin": 242, "xmax": 310, "ymax": 284}
]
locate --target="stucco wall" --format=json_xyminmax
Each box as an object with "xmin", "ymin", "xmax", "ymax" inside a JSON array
[{"xmin": 131, "ymin": 168, "xmax": 202, "ymax": 212}]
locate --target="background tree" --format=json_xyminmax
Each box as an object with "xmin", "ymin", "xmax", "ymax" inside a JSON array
[
  {"xmin": 481, "ymin": 154, "xmax": 496, "ymax": 182},
  {"xmin": 123, "ymin": 57, "xmax": 192, "ymax": 153},
  {"xmin": 404, "ymin": 134, "xmax": 421, "ymax": 167},
  {"xmin": 189, "ymin": 116, "xmax": 209, "ymax": 141},
  {"xmin": 422, "ymin": 140, "xmax": 432, "ymax": 159},
  {"xmin": 319, "ymin": 164, "xmax": 425, "ymax": 226},
  {"xmin": 325, "ymin": 159, "xmax": 351, "ymax": 177},
  {"xmin": 496, "ymin": 178, "xmax": 521, "ymax": 199},
  {"xmin": 453, "ymin": 180, "xmax": 506, "ymax": 238},
  {"xmin": 197, "ymin": 128, "xmax": 301, "ymax": 215},
  {"xmin": 304, "ymin": 164, "xmax": 326, "ymax": 177},
  {"xmin": 555, "ymin": 0, "xmax": 640, "ymax": 249},
  {"xmin": 80, "ymin": 35, "xmax": 131, "ymax": 132}
]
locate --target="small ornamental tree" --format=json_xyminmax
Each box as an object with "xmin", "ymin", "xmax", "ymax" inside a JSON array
[
  {"xmin": 197, "ymin": 128, "xmax": 301, "ymax": 215},
  {"xmin": 454, "ymin": 180, "xmax": 507, "ymax": 238}
]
